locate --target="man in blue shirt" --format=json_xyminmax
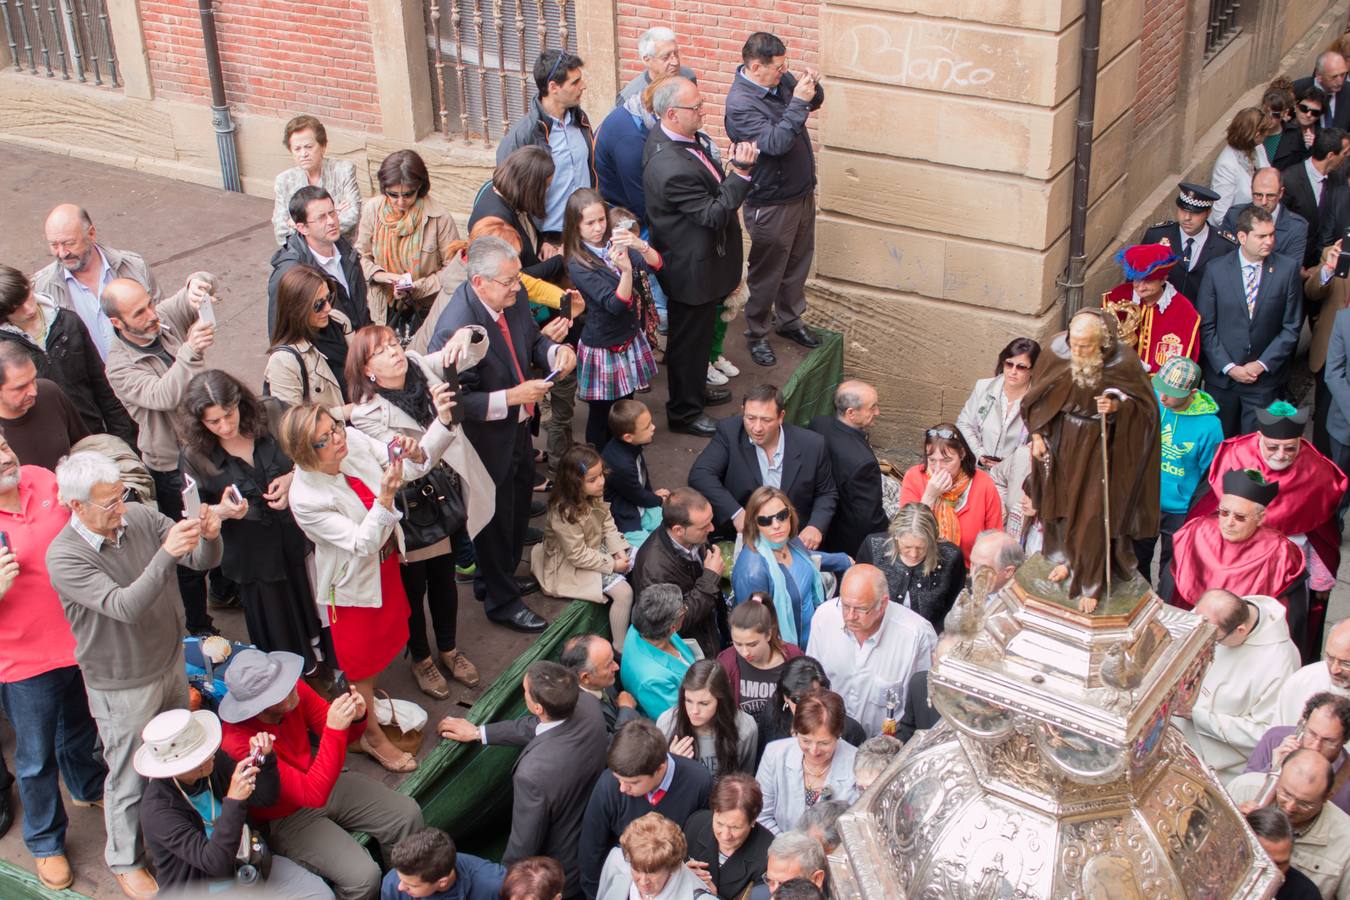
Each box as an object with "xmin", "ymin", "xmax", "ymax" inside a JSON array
[{"xmin": 382, "ymin": 828, "xmax": 506, "ymax": 900}]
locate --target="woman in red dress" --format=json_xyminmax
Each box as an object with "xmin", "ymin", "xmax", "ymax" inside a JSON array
[{"xmin": 280, "ymin": 381, "xmax": 460, "ymax": 772}]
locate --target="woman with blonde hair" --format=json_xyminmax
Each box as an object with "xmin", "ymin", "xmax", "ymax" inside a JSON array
[
  {"xmin": 1210, "ymin": 107, "xmax": 1273, "ymax": 224},
  {"xmin": 596, "ymin": 813, "xmax": 708, "ymax": 900},
  {"xmin": 857, "ymin": 502, "xmax": 965, "ymax": 632}
]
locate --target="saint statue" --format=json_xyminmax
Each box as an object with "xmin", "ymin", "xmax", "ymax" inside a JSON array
[{"xmin": 1023, "ymin": 309, "xmax": 1161, "ymax": 611}]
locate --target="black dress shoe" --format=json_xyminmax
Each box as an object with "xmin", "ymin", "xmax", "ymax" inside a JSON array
[
  {"xmin": 515, "ymin": 574, "xmax": 541, "ymax": 595},
  {"xmin": 670, "ymin": 415, "xmax": 718, "ymax": 437},
  {"xmin": 776, "ymin": 326, "xmax": 820, "ymax": 349},
  {"xmin": 704, "ymin": 386, "xmax": 731, "ymax": 406},
  {"xmin": 748, "ymin": 338, "xmax": 777, "ymax": 366},
  {"xmin": 525, "ymin": 526, "xmax": 543, "ymax": 545},
  {"xmin": 0, "ymin": 784, "xmax": 13, "ymax": 840},
  {"xmin": 489, "ymin": 607, "xmax": 548, "ymax": 633},
  {"xmin": 529, "ymin": 498, "xmax": 546, "ymax": 518}
]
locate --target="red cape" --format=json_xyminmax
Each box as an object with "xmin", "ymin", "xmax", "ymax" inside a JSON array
[
  {"xmin": 1102, "ymin": 283, "xmax": 1200, "ymax": 373},
  {"xmin": 1188, "ymin": 434, "xmax": 1348, "ymax": 574},
  {"xmin": 1170, "ymin": 516, "xmax": 1306, "ymax": 609}
]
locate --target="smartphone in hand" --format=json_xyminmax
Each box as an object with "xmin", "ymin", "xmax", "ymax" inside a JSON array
[
  {"xmin": 198, "ymin": 294, "xmax": 217, "ymax": 326},
  {"xmin": 440, "ymin": 365, "xmax": 464, "ymax": 425},
  {"xmin": 387, "ymin": 438, "xmax": 407, "ymax": 465},
  {"xmin": 181, "ymin": 474, "xmax": 202, "ymax": 519}
]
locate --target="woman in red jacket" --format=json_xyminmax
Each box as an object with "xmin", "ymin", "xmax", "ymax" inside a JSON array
[{"xmin": 899, "ymin": 423, "xmax": 1003, "ymax": 564}]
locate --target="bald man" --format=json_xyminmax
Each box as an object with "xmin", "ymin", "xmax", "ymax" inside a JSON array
[
  {"xmin": 805, "ymin": 564, "xmax": 937, "ymax": 735},
  {"xmin": 968, "ymin": 529, "xmax": 1025, "ymax": 593},
  {"xmin": 30, "ymin": 204, "xmax": 213, "ymax": 359},
  {"xmin": 1276, "ymin": 619, "xmax": 1350, "ymax": 726},
  {"xmin": 103, "ymin": 277, "xmax": 218, "ymax": 635},
  {"xmin": 809, "ymin": 381, "xmax": 888, "ymax": 555},
  {"xmin": 1219, "ymin": 169, "xmax": 1309, "ymax": 271},
  {"xmin": 1174, "ymin": 589, "xmax": 1300, "ymax": 780},
  {"xmin": 1229, "ymin": 750, "xmax": 1350, "ymax": 899}
]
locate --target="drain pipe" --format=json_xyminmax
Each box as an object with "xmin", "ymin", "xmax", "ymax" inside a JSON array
[
  {"xmin": 198, "ymin": 0, "xmax": 242, "ymax": 192},
  {"xmin": 1060, "ymin": 0, "xmax": 1104, "ymax": 322}
]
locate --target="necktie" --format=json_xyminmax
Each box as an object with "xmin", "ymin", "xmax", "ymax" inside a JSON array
[
  {"xmin": 1244, "ymin": 264, "xmax": 1259, "ymax": 318},
  {"xmin": 493, "ymin": 313, "xmax": 534, "ymax": 417},
  {"xmin": 685, "ymin": 141, "xmax": 723, "ymax": 181},
  {"xmin": 647, "ymin": 788, "xmax": 666, "ymax": 805},
  {"xmin": 1184, "ymin": 238, "xmax": 1195, "ymax": 271}
]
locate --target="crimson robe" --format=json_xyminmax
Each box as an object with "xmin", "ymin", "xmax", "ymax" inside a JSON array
[
  {"xmin": 1170, "ymin": 516, "xmax": 1305, "ymax": 609},
  {"xmin": 1101, "ymin": 282, "xmax": 1200, "ymax": 373},
  {"xmin": 1188, "ymin": 434, "xmax": 1348, "ymax": 575}
]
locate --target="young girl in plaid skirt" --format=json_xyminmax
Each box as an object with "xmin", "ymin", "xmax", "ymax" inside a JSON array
[{"xmin": 563, "ymin": 188, "xmax": 663, "ymax": 448}]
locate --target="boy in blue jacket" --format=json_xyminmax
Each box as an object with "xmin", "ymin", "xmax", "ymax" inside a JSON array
[{"xmin": 381, "ymin": 828, "xmax": 505, "ymax": 900}]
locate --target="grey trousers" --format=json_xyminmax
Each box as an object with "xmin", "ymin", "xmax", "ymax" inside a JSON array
[
  {"xmin": 266, "ymin": 770, "xmax": 423, "ymax": 900},
  {"xmin": 159, "ymin": 856, "xmax": 334, "ymax": 899},
  {"xmin": 84, "ymin": 658, "xmax": 188, "ymax": 872},
  {"xmin": 743, "ymin": 193, "xmax": 816, "ymax": 340}
]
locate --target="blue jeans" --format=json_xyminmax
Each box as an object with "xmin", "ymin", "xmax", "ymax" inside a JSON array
[{"xmin": 0, "ymin": 666, "xmax": 106, "ymax": 855}]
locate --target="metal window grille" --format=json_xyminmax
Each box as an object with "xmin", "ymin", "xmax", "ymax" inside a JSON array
[
  {"xmin": 1204, "ymin": 0, "xmax": 1242, "ymax": 60},
  {"xmin": 0, "ymin": 0, "xmax": 120, "ymax": 87},
  {"xmin": 424, "ymin": 0, "xmax": 576, "ymax": 143}
]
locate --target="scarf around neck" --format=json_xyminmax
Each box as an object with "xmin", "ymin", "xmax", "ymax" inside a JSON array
[
  {"xmin": 932, "ymin": 471, "xmax": 972, "ymax": 549},
  {"xmin": 374, "ymin": 196, "xmax": 427, "ymax": 278},
  {"xmin": 375, "ymin": 357, "xmax": 435, "ymax": 428},
  {"xmin": 752, "ymin": 537, "xmax": 824, "ymax": 646}
]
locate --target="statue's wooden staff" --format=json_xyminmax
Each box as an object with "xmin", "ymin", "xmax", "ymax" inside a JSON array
[{"xmin": 1100, "ymin": 401, "xmax": 1111, "ymax": 609}]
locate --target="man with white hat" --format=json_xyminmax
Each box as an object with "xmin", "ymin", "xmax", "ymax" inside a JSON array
[
  {"xmin": 136, "ymin": 707, "xmax": 333, "ymax": 897},
  {"xmin": 218, "ymin": 649, "xmax": 423, "ymax": 900}
]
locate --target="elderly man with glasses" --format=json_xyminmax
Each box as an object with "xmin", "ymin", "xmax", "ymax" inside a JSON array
[
  {"xmin": 45, "ymin": 450, "xmax": 222, "ymax": 899},
  {"xmin": 1173, "ymin": 589, "xmax": 1301, "ymax": 780},
  {"xmin": 1229, "ymin": 750, "xmax": 1350, "ymax": 899},
  {"xmin": 1247, "ymin": 693, "xmax": 1350, "ymax": 817},
  {"xmin": 804, "ymin": 564, "xmax": 936, "ymax": 737},
  {"xmin": 1276, "ymin": 620, "xmax": 1350, "ymax": 726}
]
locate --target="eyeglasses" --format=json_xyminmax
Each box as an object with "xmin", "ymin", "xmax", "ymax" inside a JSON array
[
  {"xmin": 489, "ymin": 274, "xmax": 524, "ymax": 289},
  {"xmin": 761, "ymin": 876, "xmax": 782, "ymax": 891},
  {"xmin": 1297, "ymin": 104, "xmax": 1325, "ymax": 116},
  {"xmin": 755, "ymin": 508, "xmax": 791, "ymax": 527},
  {"xmin": 1252, "ymin": 192, "xmax": 1282, "ymax": 202},
  {"xmin": 1302, "ymin": 728, "xmax": 1344, "ymax": 750},
  {"xmin": 312, "ymin": 294, "xmax": 333, "ymax": 314},
  {"xmin": 1325, "ymin": 653, "xmax": 1350, "ymax": 670},
  {"xmin": 384, "ymin": 189, "xmax": 418, "ymax": 200},
  {"xmin": 311, "ymin": 422, "xmax": 344, "ymax": 450},
  {"xmin": 1216, "ymin": 507, "xmax": 1252, "ymax": 523},
  {"xmin": 671, "ymin": 102, "xmax": 705, "ymax": 113},
  {"xmin": 1275, "ymin": 786, "xmax": 1321, "ymax": 814},
  {"xmin": 1003, "ymin": 360, "xmax": 1032, "ymax": 371},
  {"xmin": 841, "ymin": 597, "xmax": 883, "ymax": 618},
  {"xmin": 306, "ymin": 210, "xmax": 341, "ymax": 224},
  {"xmin": 89, "ymin": 486, "xmax": 130, "ymax": 511},
  {"xmin": 926, "ymin": 428, "xmax": 956, "ymax": 439}
]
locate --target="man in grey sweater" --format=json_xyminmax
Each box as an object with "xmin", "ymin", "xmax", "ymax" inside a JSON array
[{"xmin": 45, "ymin": 450, "xmax": 222, "ymax": 900}]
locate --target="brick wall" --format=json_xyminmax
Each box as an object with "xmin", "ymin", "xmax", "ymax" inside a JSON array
[
  {"xmin": 1132, "ymin": 0, "xmax": 1186, "ymax": 130},
  {"xmin": 141, "ymin": 0, "xmax": 382, "ymax": 131},
  {"xmin": 614, "ymin": 0, "xmax": 821, "ymax": 146}
]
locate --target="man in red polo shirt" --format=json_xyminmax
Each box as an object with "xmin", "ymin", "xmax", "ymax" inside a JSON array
[{"xmin": 1102, "ymin": 242, "xmax": 1201, "ymax": 373}]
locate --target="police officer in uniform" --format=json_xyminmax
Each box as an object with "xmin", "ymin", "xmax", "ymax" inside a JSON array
[{"xmin": 1142, "ymin": 182, "xmax": 1238, "ymax": 301}]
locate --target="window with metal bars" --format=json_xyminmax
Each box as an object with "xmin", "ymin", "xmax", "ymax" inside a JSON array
[
  {"xmin": 423, "ymin": 0, "xmax": 577, "ymax": 143},
  {"xmin": 0, "ymin": 0, "xmax": 120, "ymax": 87},
  {"xmin": 1204, "ymin": 0, "xmax": 1242, "ymax": 60}
]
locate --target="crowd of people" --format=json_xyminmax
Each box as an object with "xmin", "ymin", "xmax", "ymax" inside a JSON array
[{"xmin": 1, "ymin": 23, "xmax": 1350, "ymax": 900}]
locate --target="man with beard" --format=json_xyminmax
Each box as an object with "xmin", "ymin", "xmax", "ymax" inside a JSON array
[
  {"xmin": 1169, "ymin": 469, "xmax": 1305, "ymax": 610},
  {"xmin": 1101, "ymin": 242, "xmax": 1200, "ymax": 372},
  {"xmin": 1187, "ymin": 403, "xmax": 1347, "ymax": 659},
  {"xmin": 1022, "ymin": 309, "xmax": 1160, "ymax": 611},
  {"xmin": 102, "ymin": 278, "xmax": 218, "ymax": 636},
  {"xmin": 32, "ymin": 204, "xmax": 213, "ymax": 360}
]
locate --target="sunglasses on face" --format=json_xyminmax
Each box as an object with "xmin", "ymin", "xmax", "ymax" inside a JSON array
[
  {"xmin": 312, "ymin": 294, "xmax": 332, "ymax": 313},
  {"xmin": 755, "ymin": 508, "xmax": 791, "ymax": 527},
  {"xmin": 384, "ymin": 189, "xmax": 418, "ymax": 200},
  {"xmin": 1003, "ymin": 360, "xmax": 1032, "ymax": 371},
  {"xmin": 1298, "ymin": 103, "xmax": 1324, "ymax": 116}
]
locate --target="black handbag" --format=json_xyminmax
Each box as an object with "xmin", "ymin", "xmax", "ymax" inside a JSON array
[{"xmin": 394, "ymin": 462, "xmax": 467, "ymax": 551}]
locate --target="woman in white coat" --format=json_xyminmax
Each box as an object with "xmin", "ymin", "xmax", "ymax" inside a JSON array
[
  {"xmin": 1209, "ymin": 107, "xmax": 1274, "ymax": 225},
  {"xmin": 956, "ymin": 337, "xmax": 1039, "ymax": 469},
  {"xmin": 347, "ymin": 323, "xmax": 496, "ymax": 700},
  {"xmin": 754, "ymin": 690, "xmax": 858, "ymax": 834},
  {"xmin": 279, "ymin": 385, "xmax": 457, "ymax": 774}
]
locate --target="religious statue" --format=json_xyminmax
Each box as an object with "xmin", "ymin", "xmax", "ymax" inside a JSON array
[{"xmin": 1022, "ymin": 309, "xmax": 1161, "ymax": 611}]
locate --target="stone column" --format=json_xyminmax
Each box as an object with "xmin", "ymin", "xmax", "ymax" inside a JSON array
[
  {"xmin": 575, "ymin": 0, "xmax": 619, "ymax": 119},
  {"xmin": 811, "ymin": 0, "xmax": 1143, "ymax": 447},
  {"xmin": 104, "ymin": 0, "xmax": 153, "ymax": 99},
  {"xmin": 368, "ymin": 0, "xmax": 436, "ymax": 143}
]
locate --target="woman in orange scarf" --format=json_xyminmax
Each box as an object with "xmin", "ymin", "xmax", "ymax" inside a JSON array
[
  {"xmin": 898, "ymin": 423, "xmax": 1003, "ymax": 564},
  {"xmin": 356, "ymin": 150, "xmax": 462, "ymax": 341}
]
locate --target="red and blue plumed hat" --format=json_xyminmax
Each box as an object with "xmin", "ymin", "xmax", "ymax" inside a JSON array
[{"xmin": 1114, "ymin": 243, "xmax": 1181, "ymax": 282}]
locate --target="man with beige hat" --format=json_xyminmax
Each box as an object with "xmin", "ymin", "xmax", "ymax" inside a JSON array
[{"xmin": 135, "ymin": 707, "xmax": 333, "ymax": 897}]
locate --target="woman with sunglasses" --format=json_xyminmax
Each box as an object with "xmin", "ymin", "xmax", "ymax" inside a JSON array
[
  {"xmin": 265, "ymin": 265, "xmax": 353, "ymax": 421},
  {"xmin": 346, "ymin": 324, "xmax": 496, "ymax": 701},
  {"xmin": 357, "ymin": 150, "xmax": 463, "ymax": 340},
  {"xmin": 731, "ymin": 487, "xmax": 851, "ymax": 651},
  {"xmin": 280, "ymin": 388, "xmax": 458, "ymax": 773},
  {"xmin": 956, "ymin": 337, "xmax": 1040, "ymax": 469},
  {"xmin": 899, "ymin": 423, "xmax": 1003, "ymax": 564},
  {"xmin": 1272, "ymin": 84, "xmax": 1329, "ymax": 170}
]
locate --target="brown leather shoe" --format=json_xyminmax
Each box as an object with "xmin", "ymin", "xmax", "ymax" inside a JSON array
[
  {"xmin": 412, "ymin": 657, "xmax": 450, "ymax": 700},
  {"xmin": 36, "ymin": 855, "xmax": 73, "ymax": 891},
  {"xmin": 115, "ymin": 867, "xmax": 159, "ymax": 899},
  {"xmin": 441, "ymin": 649, "xmax": 481, "ymax": 687}
]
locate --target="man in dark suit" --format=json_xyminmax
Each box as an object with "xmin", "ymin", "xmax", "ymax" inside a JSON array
[
  {"xmin": 1294, "ymin": 51, "xmax": 1350, "ymax": 131},
  {"xmin": 643, "ymin": 76, "xmax": 758, "ymax": 437},
  {"xmin": 559, "ymin": 634, "xmax": 642, "ymax": 735},
  {"xmin": 1220, "ymin": 168, "xmax": 1309, "ymax": 270},
  {"xmin": 1142, "ymin": 182, "xmax": 1237, "ymax": 301},
  {"xmin": 688, "ymin": 384, "xmax": 838, "ymax": 546},
  {"xmin": 808, "ymin": 380, "xmax": 888, "ymax": 556},
  {"xmin": 429, "ymin": 236, "xmax": 576, "ymax": 632},
  {"xmin": 267, "ymin": 185, "xmax": 369, "ymax": 337},
  {"xmin": 1196, "ymin": 206, "xmax": 1304, "ymax": 436},
  {"xmin": 1280, "ymin": 129, "xmax": 1348, "ymax": 271},
  {"xmin": 436, "ymin": 661, "xmax": 608, "ymax": 899}
]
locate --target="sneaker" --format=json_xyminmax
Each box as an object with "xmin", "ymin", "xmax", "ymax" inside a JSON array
[
  {"xmin": 706, "ymin": 364, "xmax": 729, "ymax": 386},
  {"xmin": 713, "ymin": 356, "xmax": 740, "ymax": 378},
  {"xmin": 455, "ymin": 563, "xmax": 477, "ymax": 584}
]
